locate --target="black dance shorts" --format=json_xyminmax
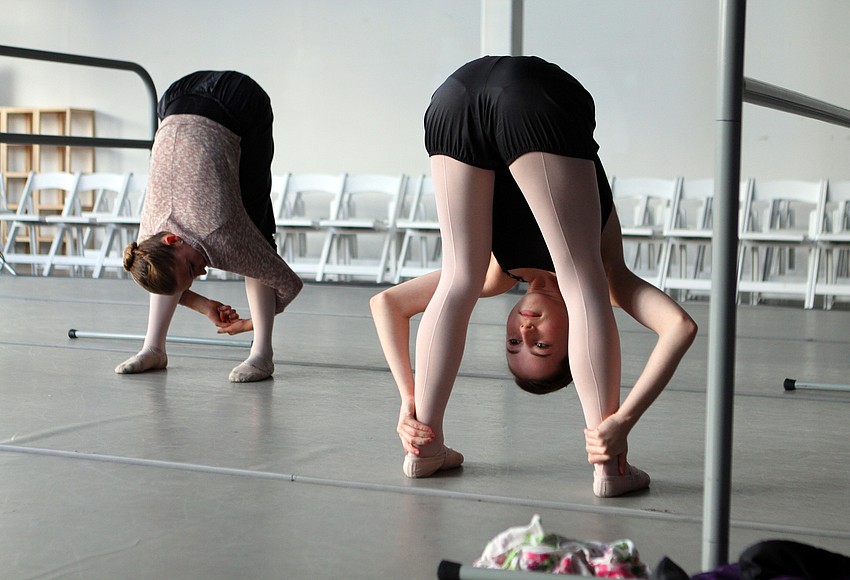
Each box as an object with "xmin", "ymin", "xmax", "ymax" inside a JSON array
[{"xmin": 424, "ymin": 56, "xmax": 600, "ymax": 169}]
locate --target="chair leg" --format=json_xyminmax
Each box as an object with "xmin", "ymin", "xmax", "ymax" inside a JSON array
[
  {"xmin": 657, "ymin": 240, "xmax": 672, "ymax": 292},
  {"xmin": 394, "ymin": 232, "xmax": 413, "ymax": 284},
  {"xmin": 804, "ymin": 246, "xmax": 819, "ymax": 310},
  {"xmin": 42, "ymin": 224, "xmax": 67, "ymax": 277},
  {"xmin": 824, "ymin": 248, "xmax": 835, "ymax": 310},
  {"xmin": 315, "ymin": 230, "xmax": 335, "ymax": 282},
  {"xmin": 94, "ymin": 226, "xmax": 117, "ymax": 279}
]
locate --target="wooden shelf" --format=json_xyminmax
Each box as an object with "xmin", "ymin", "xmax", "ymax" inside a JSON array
[{"xmin": 1, "ymin": 107, "xmax": 96, "ymax": 251}]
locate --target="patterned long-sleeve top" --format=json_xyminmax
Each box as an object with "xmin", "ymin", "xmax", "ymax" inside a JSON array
[{"xmin": 139, "ymin": 114, "xmax": 302, "ymax": 313}]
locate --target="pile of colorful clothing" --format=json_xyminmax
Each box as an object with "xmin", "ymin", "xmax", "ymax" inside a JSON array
[{"xmin": 473, "ymin": 514, "xmax": 649, "ymax": 577}]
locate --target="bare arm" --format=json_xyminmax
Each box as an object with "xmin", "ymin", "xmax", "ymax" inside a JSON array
[
  {"xmin": 369, "ymin": 255, "xmax": 515, "ymax": 400},
  {"xmin": 179, "ymin": 289, "xmax": 240, "ymax": 328},
  {"xmin": 370, "ymin": 255, "xmax": 514, "ymax": 454},
  {"xmin": 369, "ymin": 270, "xmax": 442, "ymax": 404},
  {"xmin": 585, "ymin": 210, "xmax": 698, "ymax": 464},
  {"xmin": 606, "ymin": 269, "xmax": 697, "ymax": 429}
]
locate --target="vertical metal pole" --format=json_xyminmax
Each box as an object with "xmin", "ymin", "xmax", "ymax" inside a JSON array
[
  {"xmin": 703, "ymin": 0, "xmax": 746, "ymax": 570},
  {"xmin": 480, "ymin": 0, "xmax": 524, "ymax": 56}
]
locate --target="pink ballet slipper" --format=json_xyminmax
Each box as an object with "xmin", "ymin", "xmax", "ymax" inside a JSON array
[
  {"xmin": 403, "ymin": 446, "xmax": 464, "ymax": 478},
  {"xmin": 593, "ymin": 464, "xmax": 650, "ymax": 498},
  {"xmin": 228, "ymin": 358, "xmax": 274, "ymax": 383}
]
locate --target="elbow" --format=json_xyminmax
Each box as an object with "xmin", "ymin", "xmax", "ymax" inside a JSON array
[
  {"xmin": 370, "ymin": 288, "xmax": 399, "ymax": 320},
  {"xmin": 658, "ymin": 307, "xmax": 698, "ymax": 351},
  {"xmin": 369, "ymin": 289, "xmax": 388, "ymax": 316},
  {"xmin": 678, "ymin": 312, "xmax": 698, "ymax": 348}
]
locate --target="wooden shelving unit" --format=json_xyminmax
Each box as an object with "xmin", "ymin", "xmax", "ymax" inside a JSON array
[{"xmin": 1, "ymin": 107, "xmax": 95, "ymax": 250}]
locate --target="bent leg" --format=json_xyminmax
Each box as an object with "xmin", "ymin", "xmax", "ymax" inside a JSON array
[
  {"xmin": 509, "ymin": 152, "xmax": 622, "ymax": 476},
  {"xmin": 229, "ymin": 277, "xmax": 275, "ymax": 382},
  {"xmin": 115, "ymin": 292, "xmax": 179, "ymax": 374},
  {"xmin": 413, "ymin": 155, "xmax": 494, "ymax": 457}
]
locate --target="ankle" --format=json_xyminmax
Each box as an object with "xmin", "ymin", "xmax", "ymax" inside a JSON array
[
  {"xmin": 141, "ymin": 345, "xmax": 166, "ymax": 355},
  {"xmin": 594, "ymin": 459, "xmax": 620, "ymax": 477},
  {"xmin": 416, "ymin": 438, "xmax": 445, "ymax": 458},
  {"xmin": 247, "ymin": 350, "xmax": 273, "ymax": 364}
]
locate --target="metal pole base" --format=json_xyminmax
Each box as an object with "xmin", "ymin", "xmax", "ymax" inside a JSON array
[{"xmin": 783, "ymin": 378, "xmax": 850, "ymax": 392}]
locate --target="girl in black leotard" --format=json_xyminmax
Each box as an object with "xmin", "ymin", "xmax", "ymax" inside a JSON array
[{"xmin": 371, "ymin": 56, "xmax": 697, "ymax": 497}]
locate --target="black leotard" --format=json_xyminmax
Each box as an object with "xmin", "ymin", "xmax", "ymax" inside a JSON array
[{"xmin": 424, "ymin": 55, "xmax": 613, "ymax": 272}]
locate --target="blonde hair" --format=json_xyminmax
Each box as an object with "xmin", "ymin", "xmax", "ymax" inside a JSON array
[{"xmin": 123, "ymin": 231, "xmax": 179, "ymax": 294}]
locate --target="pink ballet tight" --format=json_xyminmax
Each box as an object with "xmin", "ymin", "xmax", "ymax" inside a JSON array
[
  {"xmin": 229, "ymin": 277, "xmax": 276, "ymax": 382},
  {"xmin": 116, "ymin": 277, "xmax": 276, "ymax": 382},
  {"xmin": 414, "ymin": 153, "xmax": 622, "ymax": 476},
  {"xmin": 413, "ymin": 156, "xmax": 494, "ymax": 454}
]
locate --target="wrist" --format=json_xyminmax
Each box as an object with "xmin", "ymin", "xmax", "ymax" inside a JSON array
[
  {"xmin": 611, "ymin": 408, "xmax": 637, "ymax": 431},
  {"xmin": 399, "ymin": 395, "xmax": 415, "ymax": 411}
]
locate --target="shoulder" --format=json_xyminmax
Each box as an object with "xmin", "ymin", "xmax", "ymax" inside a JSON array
[{"xmin": 481, "ymin": 254, "xmax": 517, "ymax": 297}]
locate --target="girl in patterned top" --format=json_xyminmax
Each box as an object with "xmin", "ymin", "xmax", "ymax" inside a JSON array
[{"xmin": 118, "ymin": 71, "xmax": 302, "ymax": 383}]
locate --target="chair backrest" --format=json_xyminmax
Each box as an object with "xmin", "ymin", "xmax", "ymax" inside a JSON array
[
  {"xmin": 125, "ymin": 174, "xmax": 149, "ymax": 216},
  {"xmin": 399, "ymin": 175, "xmax": 437, "ymax": 223},
  {"xmin": 611, "ymin": 176, "xmax": 681, "ymax": 230},
  {"xmin": 270, "ymin": 173, "xmax": 291, "ymax": 220},
  {"xmin": 78, "ymin": 172, "xmax": 132, "ymax": 216},
  {"xmin": 283, "ymin": 173, "xmax": 347, "ymax": 220},
  {"xmin": 668, "ymin": 178, "xmax": 713, "ymax": 232},
  {"xmin": 18, "ymin": 171, "xmax": 82, "ymax": 216},
  {"xmin": 821, "ymin": 180, "xmax": 850, "ymax": 234},
  {"xmin": 741, "ymin": 179, "xmax": 825, "ymax": 235},
  {"xmin": 399, "ymin": 175, "xmax": 424, "ymax": 221},
  {"xmin": 668, "ymin": 179, "xmax": 751, "ymax": 233},
  {"xmin": 334, "ymin": 173, "xmax": 406, "ymax": 225}
]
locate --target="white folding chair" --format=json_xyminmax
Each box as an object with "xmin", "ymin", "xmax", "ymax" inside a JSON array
[
  {"xmin": 810, "ymin": 180, "xmax": 850, "ymax": 309},
  {"xmin": 316, "ymin": 173, "xmax": 406, "ymax": 283},
  {"xmin": 43, "ymin": 172, "xmax": 131, "ymax": 276},
  {"xmin": 394, "ymin": 175, "xmax": 441, "ymax": 283},
  {"xmin": 270, "ymin": 173, "xmax": 291, "ymax": 232},
  {"xmin": 0, "ymin": 175, "xmax": 16, "ymax": 275},
  {"xmin": 93, "ymin": 173, "xmax": 147, "ymax": 278},
  {"xmin": 0, "ymin": 171, "xmax": 81, "ymax": 275},
  {"xmin": 659, "ymin": 178, "xmax": 714, "ymax": 299},
  {"xmin": 610, "ymin": 176, "xmax": 681, "ymax": 287},
  {"xmin": 660, "ymin": 179, "xmax": 754, "ymax": 301},
  {"xmin": 737, "ymin": 179, "xmax": 825, "ymax": 307},
  {"xmin": 275, "ymin": 173, "xmax": 346, "ymax": 278}
]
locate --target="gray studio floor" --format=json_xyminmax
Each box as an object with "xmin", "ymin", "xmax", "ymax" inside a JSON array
[{"xmin": 1, "ymin": 274, "xmax": 849, "ymax": 579}]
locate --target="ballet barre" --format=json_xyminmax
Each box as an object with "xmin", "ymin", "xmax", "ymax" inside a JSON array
[{"xmin": 68, "ymin": 329, "xmax": 252, "ymax": 348}]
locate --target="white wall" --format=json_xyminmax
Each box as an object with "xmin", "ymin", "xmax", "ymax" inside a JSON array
[{"xmin": 0, "ymin": 0, "xmax": 847, "ymax": 180}]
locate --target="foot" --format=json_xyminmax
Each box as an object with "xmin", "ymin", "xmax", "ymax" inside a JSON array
[
  {"xmin": 229, "ymin": 355, "xmax": 274, "ymax": 383},
  {"xmin": 115, "ymin": 347, "xmax": 167, "ymax": 374},
  {"xmin": 593, "ymin": 464, "xmax": 650, "ymax": 498},
  {"xmin": 403, "ymin": 446, "xmax": 464, "ymax": 478}
]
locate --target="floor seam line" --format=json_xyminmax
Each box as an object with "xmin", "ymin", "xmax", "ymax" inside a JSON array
[{"xmin": 2, "ymin": 443, "xmax": 848, "ymax": 539}]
